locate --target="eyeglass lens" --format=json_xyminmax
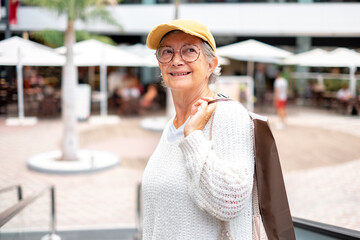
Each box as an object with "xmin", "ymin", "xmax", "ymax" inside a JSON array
[{"xmin": 156, "ymin": 44, "xmax": 200, "ymax": 63}]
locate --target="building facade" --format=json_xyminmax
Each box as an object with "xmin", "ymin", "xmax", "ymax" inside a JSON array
[{"xmin": 1, "ymin": 2, "xmax": 360, "ymax": 52}]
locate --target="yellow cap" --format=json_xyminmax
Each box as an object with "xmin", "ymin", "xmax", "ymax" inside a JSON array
[{"xmin": 146, "ymin": 19, "xmax": 216, "ymax": 52}]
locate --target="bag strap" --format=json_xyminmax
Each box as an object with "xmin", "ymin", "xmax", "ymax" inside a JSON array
[
  {"xmin": 208, "ymin": 98, "xmax": 235, "ymax": 141},
  {"xmin": 208, "ymin": 98, "xmax": 234, "ymax": 105}
]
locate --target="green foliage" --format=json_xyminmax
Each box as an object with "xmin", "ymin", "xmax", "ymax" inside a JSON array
[
  {"xmin": 76, "ymin": 31, "xmax": 116, "ymax": 45},
  {"xmin": 324, "ymin": 79, "xmax": 349, "ymax": 92},
  {"xmin": 32, "ymin": 29, "xmax": 64, "ymax": 48},
  {"xmin": 24, "ymin": 0, "xmax": 121, "ymax": 47},
  {"xmin": 31, "ymin": 29, "xmax": 116, "ymax": 48},
  {"xmin": 84, "ymin": 6, "xmax": 122, "ymax": 29}
]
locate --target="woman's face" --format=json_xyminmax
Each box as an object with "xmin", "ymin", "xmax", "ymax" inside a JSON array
[{"xmin": 157, "ymin": 31, "xmax": 217, "ymax": 92}]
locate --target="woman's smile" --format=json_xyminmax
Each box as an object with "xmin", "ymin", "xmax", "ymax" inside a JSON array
[{"xmin": 169, "ymin": 71, "xmax": 191, "ymax": 77}]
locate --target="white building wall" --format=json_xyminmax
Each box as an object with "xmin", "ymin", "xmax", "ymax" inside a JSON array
[{"xmin": 2, "ymin": 3, "xmax": 360, "ymax": 37}]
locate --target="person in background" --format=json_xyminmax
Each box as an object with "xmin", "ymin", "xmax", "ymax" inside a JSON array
[
  {"xmin": 336, "ymin": 84, "xmax": 351, "ymax": 102},
  {"xmin": 139, "ymin": 83, "xmax": 159, "ymax": 114},
  {"xmin": 336, "ymin": 84, "xmax": 352, "ymax": 114},
  {"xmin": 115, "ymin": 68, "xmax": 142, "ymax": 115},
  {"xmin": 142, "ymin": 19, "xmax": 255, "ymax": 239},
  {"xmin": 254, "ymin": 63, "xmax": 266, "ymax": 104},
  {"xmin": 273, "ymin": 69, "xmax": 288, "ymax": 129}
]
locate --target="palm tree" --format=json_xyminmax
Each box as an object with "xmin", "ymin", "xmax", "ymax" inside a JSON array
[{"xmin": 24, "ymin": 0, "xmax": 120, "ymax": 161}]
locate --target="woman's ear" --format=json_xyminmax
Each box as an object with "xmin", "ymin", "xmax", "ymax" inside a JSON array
[{"xmin": 208, "ymin": 56, "xmax": 218, "ymax": 76}]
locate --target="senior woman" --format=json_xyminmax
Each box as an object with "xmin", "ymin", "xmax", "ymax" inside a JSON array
[{"xmin": 142, "ymin": 19, "xmax": 255, "ymax": 240}]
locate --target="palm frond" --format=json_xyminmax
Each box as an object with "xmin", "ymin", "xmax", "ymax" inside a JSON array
[
  {"xmin": 23, "ymin": 0, "xmax": 69, "ymax": 16},
  {"xmin": 84, "ymin": 7, "xmax": 123, "ymax": 31},
  {"xmin": 25, "ymin": 0, "xmax": 122, "ymax": 44},
  {"xmin": 24, "ymin": 0, "xmax": 121, "ymax": 28},
  {"xmin": 30, "ymin": 29, "xmax": 116, "ymax": 47},
  {"xmin": 31, "ymin": 29, "xmax": 65, "ymax": 48},
  {"xmin": 76, "ymin": 31, "xmax": 117, "ymax": 45}
]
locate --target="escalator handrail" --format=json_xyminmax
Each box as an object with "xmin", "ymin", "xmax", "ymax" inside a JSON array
[
  {"xmin": 0, "ymin": 185, "xmax": 54, "ymax": 228},
  {"xmin": 293, "ymin": 216, "xmax": 360, "ymax": 240}
]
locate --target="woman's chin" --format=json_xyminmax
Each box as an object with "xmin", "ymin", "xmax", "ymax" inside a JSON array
[{"xmin": 165, "ymin": 80, "xmax": 192, "ymax": 91}]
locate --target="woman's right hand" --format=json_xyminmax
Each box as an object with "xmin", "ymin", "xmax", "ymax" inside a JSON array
[{"xmin": 184, "ymin": 97, "xmax": 217, "ymax": 137}]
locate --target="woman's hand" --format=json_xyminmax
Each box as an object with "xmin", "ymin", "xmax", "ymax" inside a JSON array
[{"xmin": 184, "ymin": 97, "xmax": 217, "ymax": 137}]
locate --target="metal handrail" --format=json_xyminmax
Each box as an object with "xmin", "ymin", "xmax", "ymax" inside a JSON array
[
  {"xmin": 293, "ymin": 216, "xmax": 360, "ymax": 240},
  {"xmin": 0, "ymin": 185, "xmax": 57, "ymax": 237},
  {"xmin": 135, "ymin": 183, "xmax": 143, "ymax": 240},
  {"xmin": 0, "ymin": 184, "xmax": 22, "ymax": 201}
]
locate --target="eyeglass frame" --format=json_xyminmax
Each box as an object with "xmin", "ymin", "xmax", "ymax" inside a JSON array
[{"xmin": 155, "ymin": 44, "xmax": 201, "ymax": 64}]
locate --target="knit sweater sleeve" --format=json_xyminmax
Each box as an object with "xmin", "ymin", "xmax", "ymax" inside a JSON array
[{"xmin": 178, "ymin": 102, "xmax": 254, "ymax": 221}]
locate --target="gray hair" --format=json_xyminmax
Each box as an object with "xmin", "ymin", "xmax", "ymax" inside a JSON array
[
  {"xmin": 202, "ymin": 41, "xmax": 221, "ymax": 84},
  {"xmin": 158, "ymin": 30, "xmax": 221, "ymax": 84}
]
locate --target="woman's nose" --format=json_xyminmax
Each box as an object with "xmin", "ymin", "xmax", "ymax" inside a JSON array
[{"xmin": 171, "ymin": 51, "xmax": 185, "ymax": 65}]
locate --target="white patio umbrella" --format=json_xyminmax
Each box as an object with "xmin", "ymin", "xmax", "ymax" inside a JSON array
[
  {"xmin": 328, "ymin": 48, "xmax": 360, "ymax": 96},
  {"xmin": 217, "ymin": 39, "xmax": 293, "ymax": 77},
  {"xmin": 283, "ymin": 48, "xmax": 329, "ymax": 66},
  {"xmin": 56, "ymin": 39, "xmax": 144, "ymax": 116},
  {"xmin": 0, "ymin": 36, "xmax": 65, "ymax": 66},
  {"xmin": 284, "ymin": 48, "xmax": 360, "ymax": 97},
  {"xmin": 0, "ymin": 36, "xmax": 65, "ymax": 121},
  {"xmin": 56, "ymin": 39, "xmax": 143, "ymax": 67},
  {"xmin": 118, "ymin": 43, "xmax": 158, "ymax": 67}
]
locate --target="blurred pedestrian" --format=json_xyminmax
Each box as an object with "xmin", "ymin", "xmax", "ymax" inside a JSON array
[
  {"xmin": 273, "ymin": 69, "xmax": 288, "ymax": 129},
  {"xmin": 142, "ymin": 19, "xmax": 255, "ymax": 239}
]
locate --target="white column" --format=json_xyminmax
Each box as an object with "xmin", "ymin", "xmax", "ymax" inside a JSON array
[
  {"xmin": 16, "ymin": 48, "xmax": 24, "ymax": 119},
  {"xmin": 100, "ymin": 64, "xmax": 108, "ymax": 116},
  {"xmin": 349, "ymin": 65, "xmax": 357, "ymax": 98}
]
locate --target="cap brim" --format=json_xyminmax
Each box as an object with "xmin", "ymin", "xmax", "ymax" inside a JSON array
[{"xmin": 146, "ymin": 23, "xmax": 210, "ymax": 50}]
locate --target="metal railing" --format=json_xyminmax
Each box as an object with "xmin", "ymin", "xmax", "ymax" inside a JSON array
[
  {"xmin": 293, "ymin": 217, "xmax": 360, "ymax": 240},
  {"xmin": 0, "ymin": 185, "xmax": 60, "ymax": 239},
  {"xmin": 135, "ymin": 183, "xmax": 143, "ymax": 240},
  {"xmin": 0, "ymin": 184, "xmax": 23, "ymax": 201}
]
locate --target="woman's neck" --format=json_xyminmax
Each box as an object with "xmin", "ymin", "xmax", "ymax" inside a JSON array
[{"xmin": 171, "ymin": 87, "xmax": 214, "ymax": 129}]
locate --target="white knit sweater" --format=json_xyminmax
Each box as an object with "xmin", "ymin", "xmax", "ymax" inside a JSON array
[{"xmin": 142, "ymin": 100, "xmax": 255, "ymax": 239}]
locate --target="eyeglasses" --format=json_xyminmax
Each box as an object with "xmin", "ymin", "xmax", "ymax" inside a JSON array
[{"xmin": 156, "ymin": 44, "xmax": 201, "ymax": 64}]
